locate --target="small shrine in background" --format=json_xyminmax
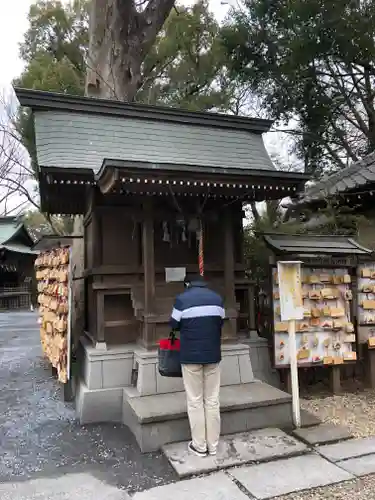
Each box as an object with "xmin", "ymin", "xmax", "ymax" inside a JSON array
[
  {"xmin": 17, "ymin": 87, "xmax": 308, "ymax": 451},
  {"xmin": 0, "ymin": 217, "xmax": 37, "ymax": 309}
]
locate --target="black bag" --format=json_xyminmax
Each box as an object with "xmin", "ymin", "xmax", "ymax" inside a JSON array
[{"xmin": 158, "ymin": 331, "xmax": 182, "ymax": 378}]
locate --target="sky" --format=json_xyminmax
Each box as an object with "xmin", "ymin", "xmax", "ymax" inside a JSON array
[
  {"xmin": 0, "ymin": 0, "xmax": 230, "ymax": 90},
  {"xmin": 0, "ymin": 0, "xmax": 31, "ymax": 89}
]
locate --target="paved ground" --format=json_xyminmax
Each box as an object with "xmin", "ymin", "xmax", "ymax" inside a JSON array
[
  {"xmin": 3, "ymin": 311, "xmax": 375, "ymax": 499},
  {"xmin": 0, "ymin": 312, "xmax": 176, "ymax": 497}
]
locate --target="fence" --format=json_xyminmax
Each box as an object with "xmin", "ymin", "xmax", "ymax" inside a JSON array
[{"xmin": 0, "ymin": 283, "xmax": 32, "ymax": 310}]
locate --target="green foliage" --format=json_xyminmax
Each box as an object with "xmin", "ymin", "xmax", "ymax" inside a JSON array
[
  {"xmin": 222, "ymin": 0, "xmax": 375, "ymax": 174},
  {"xmin": 244, "ymin": 197, "xmax": 367, "ymax": 282},
  {"xmin": 16, "ymin": 0, "xmax": 88, "ymax": 94},
  {"xmin": 139, "ymin": 1, "xmax": 234, "ymax": 111},
  {"xmin": 22, "ymin": 210, "xmax": 72, "ymax": 239}
]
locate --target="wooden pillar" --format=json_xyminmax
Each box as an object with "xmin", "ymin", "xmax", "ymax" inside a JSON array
[
  {"xmin": 96, "ymin": 291, "xmax": 105, "ymax": 343},
  {"xmin": 330, "ymin": 366, "xmax": 341, "ymax": 394},
  {"xmin": 92, "ymin": 209, "xmax": 102, "ymax": 267},
  {"xmin": 285, "ymin": 369, "xmax": 292, "ymax": 394},
  {"xmin": 248, "ymin": 285, "xmax": 256, "ymax": 331},
  {"xmin": 142, "ymin": 199, "xmax": 156, "ymax": 347},
  {"xmin": 223, "ymin": 206, "xmax": 237, "ymax": 340},
  {"xmin": 366, "ymin": 347, "xmax": 375, "ymax": 388}
]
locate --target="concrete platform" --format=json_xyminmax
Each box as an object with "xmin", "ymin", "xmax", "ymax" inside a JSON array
[
  {"xmin": 317, "ymin": 436, "xmax": 375, "ymax": 462},
  {"xmin": 132, "ymin": 472, "xmax": 248, "ymax": 500},
  {"xmin": 123, "ymin": 381, "xmax": 294, "ymax": 452},
  {"xmin": 230, "ymin": 453, "xmax": 354, "ymax": 499},
  {"xmin": 163, "ymin": 428, "xmax": 307, "ymax": 478},
  {"xmin": 292, "ymin": 423, "xmax": 352, "ymax": 446}
]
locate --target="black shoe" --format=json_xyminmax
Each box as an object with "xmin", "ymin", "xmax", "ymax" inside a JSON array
[{"xmin": 188, "ymin": 441, "xmax": 207, "ymax": 457}]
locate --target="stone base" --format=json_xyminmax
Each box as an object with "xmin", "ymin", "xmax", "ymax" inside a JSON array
[
  {"xmin": 244, "ymin": 333, "xmax": 280, "ymax": 388},
  {"xmin": 75, "ymin": 337, "xmax": 293, "ymax": 452},
  {"xmin": 134, "ymin": 343, "xmax": 254, "ymax": 396},
  {"xmin": 79, "ymin": 336, "xmax": 254, "ymax": 396},
  {"xmin": 163, "ymin": 428, "xmax": 307, "ymax": 478},
  {"xmin": 122, "ymin": 382, "xmax": 293, "ymax": 452}
]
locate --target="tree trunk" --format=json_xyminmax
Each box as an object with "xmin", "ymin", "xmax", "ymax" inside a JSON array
[{"xmin": 86, "ymin": 0, "xmax": 176, "ymax": 101}]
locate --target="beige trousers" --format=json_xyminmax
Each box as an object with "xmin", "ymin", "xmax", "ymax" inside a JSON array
[{"xmin": 181, "ymin": 363, "xmax": 221, "ymax": 453}]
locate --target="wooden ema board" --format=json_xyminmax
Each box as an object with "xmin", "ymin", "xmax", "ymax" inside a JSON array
[
  {"xmin": 357, "ymin": 263, "xmax": 375, "ymax": 344},
  {"xmin": 273, "ymin": 267, "xmax": 357, "ymax": 368},
  {"xmin": 35, "ymin": 248, "xmax": 70, "ymax": 383}
]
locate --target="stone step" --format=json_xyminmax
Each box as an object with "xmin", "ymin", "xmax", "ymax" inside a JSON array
[
  {"xmin": 231, "ymin": 453, "xmax": 354, "ymax": 500},
  {"xmin": 122, "ymin": 381, "xmax": 294, "ymax": 452},
  {"xmin": 292, "ymin": 423, "xmax": 352, "ymax": 446},
  {"xmin": 163, "ymin": 428, "xmax": 307, "ymax": 478},
  {"xmin": 318, "ymin": 436, "xmax": 375, "ymax": 462}
]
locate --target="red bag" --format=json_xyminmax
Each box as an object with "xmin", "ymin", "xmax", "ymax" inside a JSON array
[{"xmin": 158, "ymin": 332, "xmax": 182, "ymax": 378}]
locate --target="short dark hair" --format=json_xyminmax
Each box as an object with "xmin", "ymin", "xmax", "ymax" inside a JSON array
[{"xmin": 184, "ymin": 273, "xmax": 204, "ymax": 286}]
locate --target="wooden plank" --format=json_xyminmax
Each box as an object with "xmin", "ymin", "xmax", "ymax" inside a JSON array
[{"xmin": 104, "ymin": 319, "xmax": 136, "ymax": 328}]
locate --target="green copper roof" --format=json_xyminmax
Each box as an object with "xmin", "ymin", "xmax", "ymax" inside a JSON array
[{"xmin": 0, "ymin": 217, "xmax": 36, "ymax": 254}]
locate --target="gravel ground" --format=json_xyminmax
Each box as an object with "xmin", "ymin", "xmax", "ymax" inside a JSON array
[
  {"xmin": 0, "ymin": 311, "xmax": 176, "ymax": 495},
  {"xmin": 277, "ymin": 382, "xmax": 375, "ymax": 499},
  {"xmin": 277, "ymin": 476, "xmax": 375, "ymax": 499},
  {"xmin": 301, "ymin": 385, "xmax": 375, "ymax": 437}
]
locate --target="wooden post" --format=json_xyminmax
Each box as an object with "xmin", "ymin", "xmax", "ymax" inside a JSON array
[
  {"xmin": 142, "ymin": 199, "xmax": 155, "ymax": 347},
  {"xmin": 367, "ymin": 347, "xmax": 375, "ymax": 388},
  {"xmin": 330, "ymin": 366, "xmax": 341, "ymax": 394},
  {"xmin": 223, "ymin": 206, "xmax": 237, "ymax": 339},
  {"xmin": 285, "ymin": 369, "xmax": 292, "ymax": 395},
  {"xmin": 248, "ymin": 285, "xmax": 256, "ymax": 331},
  {"xmin": 92, "ymin": 209, "xmax": 102, "ymax": 267},
  {"xmin": 96, "ymin": 291, "xmax": 105, "ymax": 343},
  {"xmin": 288, "ymin": 319, "xmax": 301, "ymax": 427}
]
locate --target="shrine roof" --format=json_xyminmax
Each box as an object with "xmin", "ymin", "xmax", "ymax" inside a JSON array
[
  {"xmin": 15, "ymin": 88, "xmax": 277, "ymax": 175},
  {"xmin": 0, "ymin": 217, "xmax": 37, "ymax": 255},
  {"xmin": 263, "ymin": 233, "xmax": 372, "ymax": 256},
  {"xmin": 15, "ymin": 88, "xmax": 310, "ymax": 214},
  {"xmin": 15, "ymin": 88, "xmax": 272, "ymax": 133},
  {"xmin": 300, "ymin": 152, "xmax": 375, "ymax": 203}
]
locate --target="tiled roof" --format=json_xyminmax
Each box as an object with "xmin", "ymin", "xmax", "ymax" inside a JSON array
[
  {"xmin": 263, "ymin": 233, "xmax": 372, "ymax": 255},
  {"xmin": 301, "ymin": 152, "xmax": 375, "ymax": 202}
]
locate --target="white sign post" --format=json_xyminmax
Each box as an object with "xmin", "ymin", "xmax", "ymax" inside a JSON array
[{"xmin": 277, "ymin": 261, "xmax": 303, "ymax": 428}]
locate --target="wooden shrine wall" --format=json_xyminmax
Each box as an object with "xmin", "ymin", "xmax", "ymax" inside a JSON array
[{"xmin": 83, "ymin": 196, "xmax": 246, "ymax": 346}]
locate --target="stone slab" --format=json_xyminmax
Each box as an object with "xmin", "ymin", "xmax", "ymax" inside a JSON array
[
  {"xmin": 230, "ymin": 453, "xmax": 354, "ymax": 499},
  {"xmin": 163, "ymin": 428, "xmax": 307, "ymax": 478},
  {"xmin": 338, "ymin": 453, "xmax": 375, "ymax": 476},
  {"xmin": 128, "ymin": 381, "xmax": 291, "ymax": 423},
  {"xmin": 317, "ymin": 436, "xmax": 375, "ymax": 462},
  {"xmin": 0, "ymin": 473, "xmax": 131, "ymax": 499},
  {"xmin": 292, "ymin": 423, "xmax": 352, "ymax": 446},
  {"xmin": 132, "ymin": 472, "xmax": 248, "ymax": 500},
  {"xmin": 300, "ymin": 409, "xmax": 321, "ymax": 428}
]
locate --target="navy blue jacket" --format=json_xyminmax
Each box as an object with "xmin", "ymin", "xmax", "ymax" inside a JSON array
[{"xmin": 169, "ymin": 281, "xmax": 225, "ymax": 365}]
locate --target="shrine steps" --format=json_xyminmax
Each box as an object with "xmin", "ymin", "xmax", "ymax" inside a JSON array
[{"xmin": 122, "ymin": 382, "xmax": 293, "ymax": 452}]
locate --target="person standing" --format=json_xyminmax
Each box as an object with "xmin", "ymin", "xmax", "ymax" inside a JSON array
[{"xmin": 169, "ymin": 274, "xmax": 225, "ymax": 457}]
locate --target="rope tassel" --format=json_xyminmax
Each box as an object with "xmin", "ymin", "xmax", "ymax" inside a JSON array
[{"xmin": 198, "ymin": 220, "xmax": 204, "ymax": 277}]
